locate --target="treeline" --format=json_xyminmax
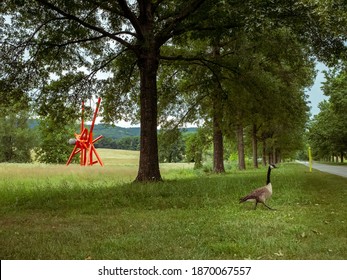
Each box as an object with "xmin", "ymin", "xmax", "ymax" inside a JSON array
[
  {"xmin": 95, "ymin": 136, "xmax": 140, "ymax": 151},
  {"xmin": 95, "ymin": 127, "xmax": 198, "ymax": 153},
  {"xmin": 0, "ymin": 86, "xmax": 35, "ymax": 163},
  {"xmin": 307, "ymin": 68, "xmax": 347, "ymax": 163}
]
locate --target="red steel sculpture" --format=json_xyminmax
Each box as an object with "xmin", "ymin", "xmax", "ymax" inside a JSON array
[{"xmin": 66, "ymin": 97, "xmax": 104, "ymax": 166}]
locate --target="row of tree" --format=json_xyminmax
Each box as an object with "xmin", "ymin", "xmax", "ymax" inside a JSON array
[
  {"xmin": 0, "ymin": 81, "xmax": 34, "ymax": 163},
  {"xmin": 96, "ymin": 136, "xmax": 140, "ymax": 151},
  {"xmin": 1, "ymin": 1, "xmax": 347, "ymax": 180},
  {"xmin": 308, "ymin": 66, "xmax": 347, "ymax": 162}
]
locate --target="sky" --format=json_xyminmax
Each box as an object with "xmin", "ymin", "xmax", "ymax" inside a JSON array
[{"xmin": 305, "ymin": 62, "xmax": 329, "ymax": 117}]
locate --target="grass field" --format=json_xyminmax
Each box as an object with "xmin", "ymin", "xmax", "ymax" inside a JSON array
[{"xmin": 0, "ymin": 149, "xmax": 346, "ymax": 260}]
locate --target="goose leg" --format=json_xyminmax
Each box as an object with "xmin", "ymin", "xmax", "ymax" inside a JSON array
[
  {"xmin": 254, "ymin": 202, "xmax": 258, "ymax": 210},
  {"xmin": 263, "ymin": 202, "xmax": 276, "ymax": 211}
]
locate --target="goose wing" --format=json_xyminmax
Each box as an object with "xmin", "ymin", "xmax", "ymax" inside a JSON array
[{"xmin": 239, "ymin": 185, "xmax": 271, "ymax": 203}]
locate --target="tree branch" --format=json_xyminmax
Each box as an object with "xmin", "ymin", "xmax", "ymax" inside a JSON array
[
  {"xmin": 152, "ymin": 0, "xmax": 166, "ymax": 12},
  {"xmin": 160, "ymin": 54, "xmax": 241, "ymax": 76},
  {"xmin": 160, "ymin": 90, "xmax": 210, "ymax": 131},
  {"xmin": 156, "ymin": 0, "xmax": 206, "ymax": 46},
  {"xmin": 43, "ymin": 35, "xmax": 107, "ymax": 48},
  {"xmin": 117, "ymin": 0, "xmax": 143, "ymax": 38},
  {"xmin": 25, "ymin": 17, "xmax": 67, "ymax": 43},
  {"xmin": 35, "ymin": 0, "xmax": 135, "ymax": 49},
  {"xmin": 85, "ymin": 48, "xmax": 130, "ymax": 80},
  {"xmin": 41, "ymin": 30, "xmax": 137, "ymax": 48}
]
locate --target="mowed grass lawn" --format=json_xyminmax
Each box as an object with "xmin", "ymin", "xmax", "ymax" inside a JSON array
[{"xmin": 0, "ymin": 149, "xmax": 346, "ymax": 260}]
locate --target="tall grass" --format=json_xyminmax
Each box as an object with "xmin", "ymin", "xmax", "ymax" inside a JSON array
[{"xmin": 0, "ymin": 150, "xmax": 346, "ymax": 259}]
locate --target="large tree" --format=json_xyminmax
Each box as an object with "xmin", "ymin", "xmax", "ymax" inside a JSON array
[{"xmin": 1, "ymin": 0, "xmax": 213, "ymax": 181}]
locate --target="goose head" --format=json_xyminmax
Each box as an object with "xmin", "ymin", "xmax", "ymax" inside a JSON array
[{"xmin": 269, "ymin": 164, "xmax": 277, "ymax": 169}]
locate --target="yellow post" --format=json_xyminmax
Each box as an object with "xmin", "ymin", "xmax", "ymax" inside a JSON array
[{"xmin": 308, "ymin": 146, "xmax": 312, "ymax": 172}]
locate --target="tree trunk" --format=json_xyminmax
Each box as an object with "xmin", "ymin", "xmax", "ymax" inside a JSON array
[
  {"xmin": 212, "ymin": 101, "xmax": 225, "ymax": 173},
  {"xmin": 276, "ymin": 150, "xmax": 281, "ymax": 163},
  {"xmin": 252, "ymin": 124, "xmax": 258, "ymax": 168},
  {"xmin": 236, "ymin": 124, "xmax": 245, "ymax": 170},
  {"xmin": 262, "ymin": 140, "xmax": 267, "ymax": 166},
  {"xmin": 135, "ymin": 49, "xmax": 162, "ymax": 182},
  {"xmin": 194, "ymin": 151, "xmax": 203, "ymax": 169},
  {"xmin": 211, "ymin": 44, "xmax": 225, "ymax": 174}
]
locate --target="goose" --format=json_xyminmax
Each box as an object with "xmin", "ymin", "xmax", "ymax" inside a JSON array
[{"xmin": 239, "ymin": 164, "xmax": 277, "ymax": 210}]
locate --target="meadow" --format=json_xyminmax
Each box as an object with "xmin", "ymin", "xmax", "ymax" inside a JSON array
[{"xmin": 0, "ymin": 149, "xmax": 346, "ymax": 260}]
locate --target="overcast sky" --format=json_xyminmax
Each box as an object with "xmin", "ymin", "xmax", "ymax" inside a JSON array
[{"xmin": 306, "ymin": 62, "xmax": 329, "ymax": 118}]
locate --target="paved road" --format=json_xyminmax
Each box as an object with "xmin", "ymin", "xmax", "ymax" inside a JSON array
[{"xmin": 297, "ymin": 161, "xmax": 347, "ymax": 178}]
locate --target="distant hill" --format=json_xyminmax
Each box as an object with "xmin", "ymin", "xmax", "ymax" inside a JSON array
[
  {"xmin": 28, "ymin": 119, "xmax": 197, "ymax": 139},
  {"xmin": 93, "ymin": 124, "xmax": 197, "ymax": 139},
  {"xmin": 180, "ymin": 127, "xmax": 198, "ymax": 134},
  {"xmin": 92, "ymin": 124, "xmax": 140, "ymax": 139}
]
